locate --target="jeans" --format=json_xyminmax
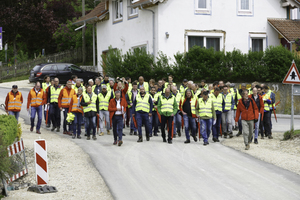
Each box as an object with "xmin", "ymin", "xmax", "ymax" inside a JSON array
[
  {"xmin": 8, "ymin": 111, "xmax": 20, "ymax": 122},
  {"xmin": 222, "ymin": 110, "xmax": 232, "ymax": 133},
  {"xmin": 99, "ymin": 110, "xmax": 110, "ymax": 132},
  {"xmin": 238, "ymin": 115, "xmax": 242, "ymax": 132},
  {"xmin": 136, "ymin": 111, "xmax": 150, "ymax": 137},
  {"xmin": 161, "ymin": 115, "xmax": 173, "ymax": 141},
  {"xmin": 242, "ymin": 120, "xmax": 254, "ymax": 145},
  {"xmin": 86, "ymin": 116, "xmax": 96, "ymax": 137},
  {"xmin": 113, "ymin": 115, "xmax": 123, "ymax": 141},
  {"xmin": 73, "ymin": 112, "xmax": 83, "ymax": 136},
  {"xmin": 183, "ymin": 115, "xmax": 196, "ymax": 140},
  {"xmin": 200, "ymin": 118, "xmax": 213, "ymax": 143},
  {"xmin": 63, "ymin": 108, "xmax": 72, "ymax": 132},
  {"xmin": 50, "ymin": 103, "xmax": 61, "ymax": 128},
  {"xmin": 130, "ymin": 107, "xmax": 137, "ymax": 132},
  {"xmin": 173, "ymin": 111, "xmax": 182, "ymax": 135},
  {"xmin": 31, "ymin": 106, "xmax": 42, "ymax": 130},
  {"xmin": 212, "ymin": 113, "xmax": 222, "ymax": 139},
  {"xmin": 253, "ymin": 114, "xmax": 261, "ymax": 139},
  {"xmin": 149, "ymin": 111, "xmax": 159, "ymax": 135}
]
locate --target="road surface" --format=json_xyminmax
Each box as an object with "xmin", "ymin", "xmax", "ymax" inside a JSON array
[{"xmin": 1, "ymin": 87, "xmax": 300, "ymax": 200}]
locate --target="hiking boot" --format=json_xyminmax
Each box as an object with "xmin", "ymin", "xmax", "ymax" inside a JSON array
[
  {"xmin": 46, "ymin": 124, "xmax": 51, "ymax": 128},
  {"xmin": 92, "ymin": 136, "xmax": 97, "ymax": 140},
  {"xmin": 118, "ymin": 140, "xmax": 123, "ymax": 146},
  {"xmin": 30, "ymin": 127, "xmax": 34, "ymax": 132},
  {"xmin": 184, "ymin": 139, "xmax": 190, "ymax": 144},
  {"xmin": 228, "ymin": 132, "xmax": 233, "ymax": 138},
  {"xmin": 261, "ymin": 135, "xmax": 264, "ymax": 139},
  {"xmin": 134, "ymin": 131, "xmax": 137, "ymax": 135},
  {"xmin": 254, "ymin": 138, "xmax": 258, "ymax": 144},
  {"xmin": 213, "ymin": 137, "xmax": 217, "ymax": 142},
  {"xmin": 72, "ymin": 134, "xmax": 76, "ymax": 139},
  {"xmin": 216, "ymin": 138, "xmax": 220, "ymax": 142},
  {"xmin": 178, "ymin": 130, "xmax": 181, "ymax": 137},
  {"xmin": 245, "ymin": 144, "xmax": 250, "ymax": 150},
  {"xmin": 203, "ymin": 142, "xmax": 209, "ymax": 146},
  {"xmin": 146, "ymin": 135, "xmax": 150, "ymax": 141},
  {"xmin": 236, "ymin": 131, "xmax": 242, "ymax": 137},
  {"xmin": 137, "ymin": 137, "xmax": 143, "ymax": 142},
  {"xmin": 173, "ymin": 134, "xmax": 176, "ymax": 138},
  {"xmin": 130, "ymin": 130, "xmax": 133, "ymax": 135},
  {"xmin": 168, "ymin": 139, "xmax": 172, "ymax": 144},
  {"xmin": 36, "ymin": 130, "xmax": 41, "ymax": 134},
  {"xmin": 268, "ymin": 135, "xmax": 273, "ymax": 139},
  {"xmin": 163, "ymin": 138, "xmax": 167, "ymax": 143},
  {"xmin": 113, "ymin": 140, "xmax": 117, "ymax": 145},
  {"xmin": 107, "ymin": 130, "xmax": 110, "ymax": 135},
  {"xmin": 51, "ymin": 126, "xmax": 56, "ymax": 131},
  {"xmin": 99, "ymin": 132, "xmax": 104, "ymax": 136},
  {"xmin": 56, "ymin": 127, "xmax": 60, "ymax": 132},
  {"xmin": 192, "ymin": 135, "xmax": 198, "ymax": 142}
]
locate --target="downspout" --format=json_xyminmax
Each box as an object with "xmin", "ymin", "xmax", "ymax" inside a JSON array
[{"xmin": 140, "ymin": 5, "xmax": 155, "ymax": 58}]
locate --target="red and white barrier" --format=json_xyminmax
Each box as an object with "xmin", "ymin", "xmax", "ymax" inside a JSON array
[{"xmin": 34, "ymin": 139, "xmax": 48, "ymax": 185}]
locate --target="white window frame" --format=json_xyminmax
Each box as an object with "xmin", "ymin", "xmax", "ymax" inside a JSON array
[
  {"xmin": 185, "ymin": 31, "xmax": 224, "ymax": 52},
  {"xmin": 128, "ymin": 0, "xmax": 139, "ymax": 19},
  {"xmin": 113, "ymin": 0, "xmax": 123, "ymax": 23},
  {"xmin": 195, "ymin": 0, "xmax": 211, "ymax": 15},
  {"xmin": 237, "ymin": 0, "xmax": 253, "ymax": 16},
  {"xmin": 131, "ymin": 41, "xmax": 148, "ymax": 53},
  {"xmin": 249, "ymin": 33, "xmax": 267, "ymax": 52}
]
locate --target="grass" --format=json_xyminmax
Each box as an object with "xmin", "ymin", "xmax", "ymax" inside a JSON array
[
  {"xmin": 0, "ymin": 74, "xmax": 29, "ymax": 83},
  {"xmin": 283, "ymin": 129, "xmax": 300, "ymax": 140}
]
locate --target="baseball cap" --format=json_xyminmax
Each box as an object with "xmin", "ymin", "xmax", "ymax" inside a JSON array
[
  {"xmin": 102, "ymin": 85, "xmax": 107, "ymax": 89},
  {"xmin": 183, "ymin": 79, "xmax": 188, "ymax": 82},
  {"xmin": 12, "ymin": 85, "xmax": 18, "ymax": 89}
]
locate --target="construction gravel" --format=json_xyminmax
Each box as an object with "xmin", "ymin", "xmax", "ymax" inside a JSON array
[
  {"xmin": 1, "ymin": 110, "xmax": 113, "ymax": 200},
  {"xmin": 222, "ymin": 132, "xmax": 300, "ymax": 175}
]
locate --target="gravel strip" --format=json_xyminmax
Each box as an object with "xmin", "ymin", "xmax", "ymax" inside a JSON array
[
  {"xmin": 1, "ymin": 110, "xmax": 113, "ymax": 200},
  {"xmin": 222, "ymin": 132, "xmax": 300, "ymax": 175}
]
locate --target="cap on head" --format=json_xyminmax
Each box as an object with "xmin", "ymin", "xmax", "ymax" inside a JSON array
[
  {"xmin": 183, "ymin": 79, "xmax": 188, "ymax": 82},
  {"xmin": 241, "ymin": 83, "xmax": 246, "ymax": 87},
  {"xmin": 12, "ymin": 85, "xmax": 18, "ymax": 89},
  {"xmin": 102, "ymin": 85, "xmax": 107, "ymax": 89}
]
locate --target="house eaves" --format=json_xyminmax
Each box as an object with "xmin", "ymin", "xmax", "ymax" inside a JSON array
[
  {"xmin": 129, "ymin": 0, "xmax": 166, "ymax": 9},
  {"xmin": 281, "ymin": 0, "xmax": 300, "ymax": 8},
  {"xmin": 268, "ymin": 18, "xmax": 300, "ymax": 43}
]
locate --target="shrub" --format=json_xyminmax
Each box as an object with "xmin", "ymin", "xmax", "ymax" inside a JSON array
[
  {"xmin": 0, "ymin": 115, "xmax": 18, "ymax": 145},
  {"xmin": 0, "ymin": 131, "xmax": 14, "ymax": 181},
  {"xmin": 283, "ymin": 129, "xmax": 300, "ymax": 140}
]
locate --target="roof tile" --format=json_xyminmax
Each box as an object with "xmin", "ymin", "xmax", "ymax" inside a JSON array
[{"xmin": 268, "ymin": 18, "xmax": 300, "ymax": 42}]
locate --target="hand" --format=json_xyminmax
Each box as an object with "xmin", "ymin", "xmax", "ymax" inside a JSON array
[
  {"xmin": 149, "ymin": 113, "xmax": 152, "ymax": 117},
  {"xmin": 130, "ymin": 103, "xmax": 133, "ymax": 106},
  {"xmin": 87, "ymin": 101, "xmax": 91, "ymax": 105},
  {"xmin": 47, "ymin": 103, "xmax": 50, "ymax": 105},
  {"xmin": 154, "ymin": 105, "xmax": 157, "ymax": 109},
  {"xmin": 235, "ymin": 122, "xmax": 238, "ymax": 127},
  {"xmin": 171, "ymin": 114, "xmax": 174, "ymax": 117}
]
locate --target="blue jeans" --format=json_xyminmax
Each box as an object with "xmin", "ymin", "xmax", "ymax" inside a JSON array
[
  {"xmin": 113, "ymin": 115, "xmax": 123, "ymax": 141},
  {"xmin": 149, "ymin": 111, "xmax": 159, "ymax": 135},
  {"xmin": 73, "ymin": 112, "xmax": 83, "ymax": 136},
  {"xmin": 136, "ymin": 111, "xmax": 150, "ymax": 137},
  {"xmin": 173, "ymin": 111, "xmax": 182, "ymax": 135},
  {"xmin": 130, "ymin": 107, "xmax": 137, "ymax": 132},
  {"xmin": 200, "ymin": 118, "xmax": 213, "ymax": 143},
  {"xmin": 183, "ymin": 115, "xmax": 196, "ymax": 140},
  {"xmin": 31, "ymin": 106, "xmax": 42, "ymax": 130},
  {"xmin": 63, "ymin": 108, "xmax": 72, "ymax": 132},
  {"xmin": 8, "ymin": 111, "xmax": 20, "ymax": 122},
  {"xmin": 50, "ymin": 103, "xmax": 61, "ymax": 128},
  {"xmin": 238, "ymin": 115, "xmax": 242, "ymax": 132},
  {"xmin": 212, "ymin": 113, "xmax": 222, "ymax": 139},
  {"xmin": 253, "ymin": 113, "xmax": 261, "ymax": 139},
  {"xmin": 86, "ymin": 116, "xmax": 96, "ymax": 137}
]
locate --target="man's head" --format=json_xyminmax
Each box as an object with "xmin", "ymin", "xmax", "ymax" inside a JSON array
[
  {"xmin": 35, "ymin": 82, "xmax": 41, "ymax": 90},
  {"xmin": 54, "ymin": 78, "xmax": 59, "ymax": 86},
  {"xmin": 95, "ymin": 78, "xmax": 101, "ymax": 85},
  {"xmin": 66, "ymin": 80, "xmax": 72, "ymax": 89},
  {"xmin": 126, "ymin": 77, "xmax": 131, "ymax": 83},
  {"xmin": 241, "ymin": 83, "xmax": 246, "ymax": 91},
  {"xmin": 71, "ymin": 75, "xmax": 78, "ymax": 81},
  {"xmin": 257, "ymin": 86, "xmax": 262, "ymax": 95},
  {"xmin": 140, "ymin": 86, "xmax": 145, "ymax": 94},
  {"xmin": 132, "ymin": 82, "xmax": 137, "ymax": 90},
  {"xmin": 158, "ymin": 80, "xmax": 163, "ymax": 88},
  {"xmin": 115, "ymin": 90, "xmax": 121, "ymax": 100},
  {"xmin": 219, "ymin": 81, "xmax": 224, "ymax": 87},
  {"xmin": 263, "ymin": 85, "xmax": 269, "ymax": 93},
  {"xmin": 138, "ymin": 76, "xmax": 144, "ymax": 85},
  {"xmin": 183, "ymin": 79, "xmax": 188, "ymax": 87},
  {"xmin": 165, "ymin": 88, "xmax": 170, "ymax": 97},
  {"xmin": 88, "ymin": 79, "xmax": 94, "ymax": 86},
  {"xmin": 202, "ymin": 91, "xmax": 209, "ymax": 101},
  {"xmin": 44, "ymin": 75, "xmax": 50, "ymax": 83},
  {"xmin": 171, "ymin": 86, "xmax": 177, "ymax": 94},
  {"xmin": 223, "ymin": 85, "xmax": 228, "ymax": 94},
  {"xmin": 154, "ymin": 83, "xmax": 158, "ymax": 91},
  {"xmin": 12, "ymin": 85, "xmax": 18, "ymax": 93},
  {"xmin": 208, "ymin": 84, "xmax": 213, "ymax": 91},
  {"xmin": 185, "ymin": 89, "xmax": 192, "ymax": 98},
  {"xmin": 109, "ymin": 80, "xmax": 114, "ymax": 87},
  {"xmin": 102, "ymin": 85, "xmax": 107, "ymax": 93},
  {"xmin": 104, "ymin": 75, "xmax": 109, "ymax": 81},
  {"xmin": 150, "ymin": 87, "xmax": 156, "ymax": 95},
  {"xmin": 201, "ymin": 79, "xmax": 206, "ymax": 87},
  {"xmin": 214, "ymin": 87, "xmax": 220, "ymax": 96},
  {"xmin": 168, "ymin": 75, "xmax": 173, "ymax": 83},
  {"xmin": 242, "ymin": 89, "xmax": 249, "ymax": 99},
  {"xmin": 213, "ymin": 81, "xmax": 219, "ymax": 89},
  {"xmin": 77, "ymin": 87, "xmax": 83, "ymax": 95},
  {"xmin": 86, "ymin": 85, "xmax": 92, "ymax": 94},
  {"xmin": 187, "ymin": 81, "xmax": 193, "ymax": 89},
  {"xmin": 252, "ymin": 87, "xmax": 258, "ymax": 95}
]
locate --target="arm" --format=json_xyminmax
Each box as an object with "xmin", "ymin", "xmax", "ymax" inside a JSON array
[
  {"xmin": 58, "ymin": 89, "xmax": 64, "ymax": 108},
  {"xmin": 132, "ymin": 98, "xmax": 137, "ymax": 115},
  {"xmin": 259, "ymin": 95, "xmax": 264, "ymax": 114},
  {"xmin": 235, "ymin": 102, "xmax": 241, "ymax": 122},
  {"xmin": 96, "ymin": 97, "xmax": 99, "ymax": 113},
  {"xmin": 42, "ymin": 91, "xmax": 46, "ymax": 105},
  {"xmin": 27, "ymin": 92, "xmax": 31, "ymax": 109},
  {"xmin": 108, "ymin": 99, "xmax": 117, "ymax": 112},
  {"xmin": 20, "ymin": 93, "xmax": 23, "ymax": 104},
  {"xmin": 47, "ymin": 86, "xmax": 51, "ymax": 103},
  {"xmin": 125, "ymin": 94, "xmax": 130, "ymax": 105},
  {"xmin": 80, "ymin": 96, "xmax": 88, "ymax": 106},
  {"xmin": 113, "ymin": 82, "xmax": 118, "ymax": 92},
  {"xmin": 157, "ymin": 98, "xmax": 162, "ymax": 114},
  {"xmin": 211, "ymin": 101, "xmax": 216, "ymax": 119}
]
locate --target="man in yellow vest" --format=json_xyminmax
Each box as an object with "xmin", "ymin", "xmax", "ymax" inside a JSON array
[
  {"xmin": 98, "ymin": 85, "xmax": 112, "ymax": 136},
  {"xmin": 58, "ymin": 80, "xmax": 76, "ymax": 135},
  {"xmin": 157, "ymin": 88, "xmax": 178, "ymax": 144},
  {"xmin": 171, "ymin": 86, "xmax": 182, "ymax": 137},
  {"xmin": 132, "ymin": 86, "xmax": 153, "ymax": 142},
  {"xmin": 92, "ymin": 77, "xmax": 102, "ymax": 95},
  {"xmin": 69, "ymin": 87, "xmax": 84, "ymax": 139},
  {"xmin": 200, "ymin": 79, "xmax": 208, "ymax": 90},
  {"xmin": 48, "ymin": 78, "xmax": 63, "ymax": 132},
  {"xmin": 137, "ymin": 76, "xmax": 150, "ymax": 93},
  {"xmin": 164, "ymin": 75, "xmax": 176, "ymax": 88},
  {"xmin": 149, "ymin": 86, "xmax": 160, "ymax": 137},
  {"xmin": 179, "ymin": 79, "xmax": 188, "ymax": 96},
  {"xmin": 229, "ymin": 83, "xmax": 241, "ymax": 131},
  {"xmin": 27, "ymin": 82, "xmax": 46, "ymax": 134},
  {"xmin": 5, "ymin": 85, "xmax": 23, "ymax": 122},
  {"xmin": 126, "ymin": 82, "xmax": 138, "ymax": 135},
  {"xmin": 101, "ymin": 75, "xmax": 111, "ymax": 90},
  {"xmin": 74, "ymin": 79, "xmax": 86, "ymax": 94},
  {"xmin": 209, "ymin": 87, "xmax": 222, "ymax": 142},
  {"xmin": 222, "ymin": 85, "xmax": 235, "ymax": 138},
  {"xmin": 80, "ymin": 85, "xmax": 99, "ymax": 140},
  {"xmin": 196, "ymin": 91, "xmax": 216, "ymax": 146}
]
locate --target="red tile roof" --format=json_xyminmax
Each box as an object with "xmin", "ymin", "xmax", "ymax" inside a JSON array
[
  {"xmin": 74, "ymin": 2, "xmax": 108, "ymax": 25},
  {"xmin": 268, "ymin": 18, "xmax": 300, "ymax": 42}
]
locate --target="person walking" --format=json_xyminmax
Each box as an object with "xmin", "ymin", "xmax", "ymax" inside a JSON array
[
  {"xmin": 48, "ymin": 78, "xmax": 63, "ymax": 132},
  {"xmin": 98, "ymin": 85, "xmax": 112, "ymax": 136},
  {"xmin": 81, "ymin": 85, "xmax": 99, "ymax": 140},
  {"xmin": 179, "ymin": 89, "xmax": 197, "ymax": 143},
  {"xmin": 235, "ymin": 90, "xmax": 259, "ymax": 150},
  {"xmin": 69, "ymin": 87, "xmax": 84, "ymax": 139},
  {"xmin": 149, "ymin": 87, "xmax": 160, "ymax": 137},
  {"xmin": 5, "ymin": 85, "xmax": 23, "ymax": 122},
  {"xmin": 262, "ymin": 86, "xmax": 273, "ymax": 139},
  {"xmin": 222, "ymin": 85, "xmax": 235, "ymax": 138},
  {"xmin": 137, "ymin": 76, "xmax": 150, "ymax": 93},
  {"xmin": 92, "ymin": 77, "xmax": 102, "ymax": 95},
  {"xmin": 157, "ymin": 88, "xmax": 178, "ymax": 144},
  {"xmin": 108, "ymin": 91, "xmax": 127, "ymax": 146},
  {"xmin": 42, "ymin": 75, "xmax": 51, "ymax": 127},
  {"xmin": 27, "ymin": 82, "xmax": 46, "ymax": 134},
  {"xmin": 196, "ymin": 91, "xmax": 216, "ymax": 146},
  {"xmin": 229, "ymin": 83, "xmax": 241, "ymax": 131},
  {"xmin": 126, "ymin": 82, "xmax": 138, "ymax": 135},
  {"xmin": 125, "ymin": 77, "xmax": 132, "ymax": 127},
  {"xmin": 172, "ymin": 86, "xmax": 182, "ymax": 137},
  {"xmin": 209, "ymin": 87, "xmax": 222, "ymax": 142},
  {"xmin": 58, "ymin": 80, "xmax": 76, "ymax": 135},
  {"xmin": 132, "ymin": 86, "xmax": 153, "ymax": 142}
]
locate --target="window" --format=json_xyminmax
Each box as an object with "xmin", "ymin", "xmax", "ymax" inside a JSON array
[
  {"xmin": 128, "ymin": 0, "xmax": 138, "ymax": 18},
  {"xmin": 252, "ymin": 39, "xmax": 263, "ymax": 52},
  {"xmin": 132, "ymin": 44, "xmax": 147, "ymax": 52},
  {"xmin": 195, "ymin": 0, "xmax": 211, "ymax": 15},
  {"xmin": 42, "ymin": 65, "xmax": 57, "ymax": 71},
  {"xmin": 188, "ymin": 36, "xmax": 204, "ymax": 49},
  {"xmin": 237, "ymin": 0, "xmax": 253, "ymax": 16},
  {"xmin": 57, "ymin": 64, "xmax": 67, "ymax": 71},
  {"xmin": 206, "ymin": 38, "xmax": 220, "ymax": 51},
  {"xmin": 187, "ymin": 35, "xmax": 221, "ymax": 51},
  {"xmin": 114, "ymin": 0, "xmax": 123, "ymax": 22},
  {"xmin": 249, "ymin": 33, "xmax": 267, "ymax": 52}
]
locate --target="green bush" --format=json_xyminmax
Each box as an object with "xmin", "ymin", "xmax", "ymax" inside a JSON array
[
  {"xmin": 0, "ymin": 115, "xmax": 18, "ymax": 145},
  {"xmin": 283, "ymin": 129, "xmax": 300, "ymax": 140}
]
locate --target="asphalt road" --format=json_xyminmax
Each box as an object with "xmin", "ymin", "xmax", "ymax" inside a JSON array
[{"xmin": 1, "ymin": 87, "xmax": 300, "ymax": 200}]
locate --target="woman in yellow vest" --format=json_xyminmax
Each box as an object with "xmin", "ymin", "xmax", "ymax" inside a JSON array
[
  {"xmin": 196, "ymin": 91, "xmax": 216, "ymax": 146},
  {"xmin": 5, "ymin": 85, "xmax": 23, "ymax": 122}
]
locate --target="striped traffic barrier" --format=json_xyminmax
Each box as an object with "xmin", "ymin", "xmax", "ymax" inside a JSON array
[{"xmin": 34, "ymin": 139, "xmax": 48, "ymax": 185}]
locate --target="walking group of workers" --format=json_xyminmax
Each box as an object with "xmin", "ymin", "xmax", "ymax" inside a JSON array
[{"xmin": 5, "ymin": 74, "xmax": 276, "ymax": 149}]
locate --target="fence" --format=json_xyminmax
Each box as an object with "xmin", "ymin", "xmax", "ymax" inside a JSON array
[{"xmin": 0, "ymin": 47, "xmax": 95, "ymax": 81}]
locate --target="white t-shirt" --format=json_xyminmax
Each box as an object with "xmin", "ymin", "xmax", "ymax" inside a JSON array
[{"xmin": 115, "ymin": 99, "xmax": 122, "ymax": 115}]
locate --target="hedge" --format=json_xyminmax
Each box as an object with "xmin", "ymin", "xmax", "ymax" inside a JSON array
[{"xmin": 102, "ymin": 45, "xmax": 300, "ymax": 83}]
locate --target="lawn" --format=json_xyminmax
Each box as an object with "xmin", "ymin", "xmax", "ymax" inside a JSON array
[{"xmin": 0, "ymin": 74, "xmax": 28, "ymax": 83}]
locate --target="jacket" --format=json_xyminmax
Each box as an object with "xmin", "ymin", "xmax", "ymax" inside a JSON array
[
  {"xmin": 27, "ymin": 88, "xmax": 46, "ymax": 109},
  {"xmin": 235, "ymin": 98, "xmax": 259, "ymax": 122},
  {"xmin": 249, "ymin": 94, "xmax": 264, "ymax": 120},
  {"xmin": 108, "ymin": 98, "xmax": 127, "ymax": 127},
  {"xmin": 5, "ymin": 91, "xmax": 23, "ymax": 112}
]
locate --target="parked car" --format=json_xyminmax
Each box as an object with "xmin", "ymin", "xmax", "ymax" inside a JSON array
[{"xmin": 29, "ymin": 63, "xmax": 101, "ymax": 84}]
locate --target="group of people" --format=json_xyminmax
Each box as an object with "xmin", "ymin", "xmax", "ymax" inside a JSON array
[{"xmin": 5, "ymin": 74, "xmax": 276, "ymax": 149}]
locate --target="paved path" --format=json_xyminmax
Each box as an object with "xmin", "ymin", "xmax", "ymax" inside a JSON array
[{"xmin": 1, "ymin": 87, "xmax": 300, "ymax": 200}]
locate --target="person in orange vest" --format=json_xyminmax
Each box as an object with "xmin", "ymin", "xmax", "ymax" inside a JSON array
[
  {"xmin": 5, "ymin": 85, "xmax": 23, "ymax": 122},
  {"xmin": 27, "ymin": 82, "xmax": 46, "ymax": 134},
  {"xmin": 69, "ymin": 87, "xmax": 84, "ymax": 139},
  {"xmin": 58, "ymin": 80, "xmax": 76, "ymax": 135}
]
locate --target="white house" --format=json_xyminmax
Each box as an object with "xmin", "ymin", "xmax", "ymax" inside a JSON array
[{"xmin": 75, "ymin": 0, "xmax": 300, "ymax": 74}]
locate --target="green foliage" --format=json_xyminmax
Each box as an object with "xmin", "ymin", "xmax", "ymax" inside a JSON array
[
  {"xmin": 0, "ymin": 130, "xmax": 14, "ymax": 181},
  {"xmin": 16, "ymin": 123, "xmax": 22, "ymax": 141},
  {"xmin": 0, "ymin": 115, "xmax": 18, "ymax": 145},
  {"xmin": 102, "ymin": 46, "xmax": 123, "ymax": 78},
  {"xmin": 283, "ymin": 129, "xmax": 300, "ymax": 140}
]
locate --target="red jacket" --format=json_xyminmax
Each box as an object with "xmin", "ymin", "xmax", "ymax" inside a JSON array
[
  {"xmin": 235, "ymin": 98, "xmax": 259, "ymax": 122},
  {"xmin": 248, "ymin": 94, "xmax": 264, "ymax": 120},
  {"xmin": 113, "ymin": 82, "xmax": 128, "ymax": 101},
  {"xmin": 108, "ymin": 98, "xmax": 127, "ymax": 127}
]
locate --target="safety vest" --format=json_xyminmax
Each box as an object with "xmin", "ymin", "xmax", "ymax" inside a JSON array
[
  {"xmin": 164, "ymin": 82, "xmax": 176, "ymax": 88},
  {"xmin": 223, "ymin": 93, "xmax": 233, "ymax": 111},
  {"xmin": 179, "ymin": 85, "xmax": 187, "ymax": 96},
  {"xmin": 199, "ymin": 98, "xmax": 213, "ymax": 118},
  {"xmin": 98, "ymin": 92, "xmax": 111, "ymax": 111},
  {"xmin": 71, "ymin": 95, "xmax": 83, "ymax": 114},
  {"xmin": 173, "ymin": 92, "xmax": 182, "ymax": 110},
  {"xmin": 209, "ymin": 93, "xmax": 223, "ymax": 112},
  {"xmin": 160, "ymin": 96, "xmax": 175, "ymax": 113},
  {"xmin": 229, "ymin": 88, "xmax": 241, "ymax": 109},
  {"xmin": 138, "ymin": 82, "xmax": 149, "ymax": 93},
  {"xmin": 50, "ymin": 85, "xmax": 63, "ymax": 103},
  {"xmin": 180, "ymin": 97, "xmax": 197, "ymax": 117},
  {"xmin": 267, "ymin": 90, "xmax": 275, "ymax": 109},
  {"xmin": 73, "ymin": 84, "xmax": 86, "ymax": 94},
  {"xmin": 127, "ymin": 83, "xmax": 132, "ymax": 94},
  {"xmin": 127, "ymin": 90, "xmax": 138, "ymax": 108},
  {"xmin": 203, "ymin": 84, "xmax": 208, "ymax": 90},
  {"xmin": 83, "ymin": 93, "xmax": 97, "ymax": 113},
  {"xmin": 150, "ymin": 93, "xmax": 159, "ymax": 111},
  {"xmin": 262, "ymin": 93, "xmax": 270, "ymax": 112},
  {"xmin": 30, "ymin": 89, "xmax": 44, "ymax": 107},
  {"xmin": 7, "ymin": 92, "xmax": 22, "ymax": 111},
  {"xmin": 42, "ymin": 82, "xmax": 50, "ymax": 92},
  {"xmin": 136, "ymin": 93, "xmax": 150, "ymax": 112},
  {"xmin": 61, "ymin": 88, "xmax": 76, "ymax": 107},
  {"xmin": 101, "ymin": 82, "xmax": 111, "ymax": 91}
]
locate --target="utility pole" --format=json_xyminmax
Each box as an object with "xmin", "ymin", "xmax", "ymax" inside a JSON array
[{"xmin": 82, "ymin": 0, "xmax": 86, "ymax": 64}]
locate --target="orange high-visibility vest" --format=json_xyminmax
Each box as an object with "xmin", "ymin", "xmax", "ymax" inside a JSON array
[
  {"xmin": 7, "ymin": 92, "xmax": 22, "ymax": 111},
  {"xmin": 61, "ymin": 89, "xmax": 76, "ymax": 107},
  {"xmin": 71, "ymin": 95, "xmax": 83, "ymax": 114},
  {"xmin": 30, "ymin": 89, "xmax": 44, "ymax": 107}
]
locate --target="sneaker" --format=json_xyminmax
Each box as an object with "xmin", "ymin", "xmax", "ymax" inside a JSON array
[
  {"xmin": 87, "ymin": 136, "xmax": 90, "ymax": 140},
  {"xmin": 56, "ymin": 127, "xmax": 60, "ymax": 132},
  {"xmin": 184, "ymin": 139, "xmax": 190, "ymax": 144},
  {"xmin": 113, "ymin": 140, "xmax": 117, "ymax": 145},
  {"xmin": 236, "ymin": 131, "xmax": 242, "ymax": 137},
  {"xmin": 107, "ymin": 130, "xmax": 110, "ymax": 135},
  {"xmin": 245, "ymin": 144, "xmax": 250, "ymax": 150},
  {"xmin": 99, "ymin": 132, "xmax": 104, "ymax": 136},
  {"xmin": 254, "ymin": 138, "xmax": 258, "ymax": 144},
  {"xmin": 36, "ymin": 130, "xmax": 41, "ymax": 134},
  {"xmin": 51, "ymin": 126, "xmax": 56, "ymax": 131},
  {"xmin": 92, "ymin": 136, "xmax": 97, "ymax": 140},
  {"xmin": 118, "ymin": 140, "xmax": 123, "ymax": 146}
]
